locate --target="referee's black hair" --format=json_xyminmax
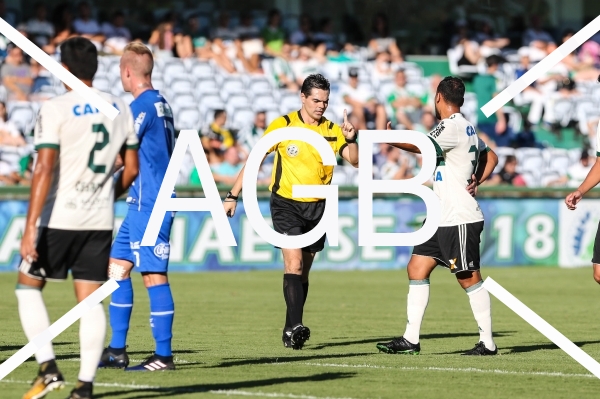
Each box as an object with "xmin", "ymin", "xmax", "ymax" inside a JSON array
[
  {"xmin": 436, "ymin": 76, "xmax": 465, "ymax": 107},
  {"xmin": 301, "ymin": 74, "xmax": 330, "ymax": 97},
  {"xmin": 60, "ymin": 37, "xmax": 98, "ymax": 81}
]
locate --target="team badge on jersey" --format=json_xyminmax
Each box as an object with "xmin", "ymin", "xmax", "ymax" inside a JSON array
[
  {"xmin": 134, "ymin": 112, "xmax": 146, "ymax": 134},
  {"xmin": 286, "ymin": 144, "xmax": 299, "ymax": 157},
  {"xmin": 154, "ymin": 242, "xmax": 170, "ymax": 260}
]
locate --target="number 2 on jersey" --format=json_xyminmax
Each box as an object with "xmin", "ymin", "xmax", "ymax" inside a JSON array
[{"xmin": 89, "ymin": 123, "xmax": 110, "ymax": 173}]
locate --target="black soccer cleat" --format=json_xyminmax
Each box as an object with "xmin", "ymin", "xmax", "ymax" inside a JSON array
[
  {"xmin": 376, "ymin": 336, "xmax": 421, "ymax": 355},
  {"xmin": 290, "ymin": 325, "xmax": 310, "ymax": 350},
  {"xmin": 282, "ymin": 329, "xmax": 293, "ymax": 348},
  {"xmin": 98, "ymin": 347, "xmax": 129, "ymax": 368},
  {"xmin": 23, "ymin": 361, "xmax": 66, "ymax": 399},
  {"xmin": 462, "ymin": 341, "xmax": 498, "ymax": 356},
  {"xmin": 125, "ymin": 354, "xmax": 176, "ymax": 371},
  {"xmin": 65, "ymin": 381, "xmax": 92, "ymax": 399}
]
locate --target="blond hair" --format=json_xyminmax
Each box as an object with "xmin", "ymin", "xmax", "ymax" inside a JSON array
[{"xmin": 122, "ymin": 42, "xmax": 154, "ymax": 76}]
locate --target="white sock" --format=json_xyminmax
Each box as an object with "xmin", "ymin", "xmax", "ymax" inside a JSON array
[
  {"xmin": 466, "ymin": 282, "xmax": 496, "ymax": 350},
  {"xmin": 16, "ymin": 288, "xmax": 55, "ymax": 364},
  {"xmin": 78, "ymin": 303, "xmax": 106, "ymax": 383},
  {"xmin": 403, "ymin": 279, "xmax": 430, "ymax": 344}
]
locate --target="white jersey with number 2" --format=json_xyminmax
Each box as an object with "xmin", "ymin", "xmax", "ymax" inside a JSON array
[
  {"xmin": 427, "ymin": 113, "xmax": 489, "ymax": 227},
  {"xmin": 34, "ymin": 88, "xmax": 138, "ymax": 230}
]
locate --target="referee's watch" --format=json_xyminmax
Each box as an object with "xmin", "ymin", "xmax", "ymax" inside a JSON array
[{"xmin": 225, "ymin": 191, "xmax": 238, "ymax": 201}]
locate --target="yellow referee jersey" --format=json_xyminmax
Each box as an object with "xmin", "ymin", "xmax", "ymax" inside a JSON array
[{"xmin": 263, "ymin": 110, "xmax": 349, "ymax": 202}]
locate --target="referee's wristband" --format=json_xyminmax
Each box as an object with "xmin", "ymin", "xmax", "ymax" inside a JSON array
[
  {"xmin": 345, "ymin": 133, "xmax": 358, "ymax": 144},
  {"xmin": 225, "ymin": 191, "xmax": 239, "ymax": 202}
]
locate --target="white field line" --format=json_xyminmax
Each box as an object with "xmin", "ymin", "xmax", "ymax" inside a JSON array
[
  {"xmin": 270, "ymin": 361, "xmax": 594, "ymax": 379},
  {"xmin": 0, "ymin": 380, "xmax": 359, "ymax": 399}
]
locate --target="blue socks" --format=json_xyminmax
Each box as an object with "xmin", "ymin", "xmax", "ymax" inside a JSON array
[
  {"xmin": 109, "ymin": 278, "xmax": 133, "ymax": 349},
  {"xmin": 148, "ymin": 283, "xmax": 174, "ymax": 357}
]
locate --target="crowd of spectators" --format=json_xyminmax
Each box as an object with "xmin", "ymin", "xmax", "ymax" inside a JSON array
[{"xmin": 0, "ymin": 1, "xmax": 598, "ymax": 189}]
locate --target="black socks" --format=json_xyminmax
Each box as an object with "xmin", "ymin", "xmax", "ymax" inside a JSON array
[{"xmin": 283, "ymin": 274, "xmax": 305, "ymax": 328}]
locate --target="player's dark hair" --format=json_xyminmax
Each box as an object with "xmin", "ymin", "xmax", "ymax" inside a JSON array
[
  {"xmin": 60, "ymin": 37, "xmax": 98, "ymax": 81},
  {"xmin": 436, "ymin": 76, "xmax": 465, "ymax": 107},
  {"xmin": 301, "ymin": 74, "xmax": 330, "ymax": 97},
  {"xmin": 214, "ymin": 109, "xmax": 226, "ymax": 119}
]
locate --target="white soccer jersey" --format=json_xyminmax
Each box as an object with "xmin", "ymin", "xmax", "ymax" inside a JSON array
[
  {"xmin": 34, "ymin": 89, "xmax": 138, "ymax": 230},
  {"xmin": 427, "ymin": 113, "xmax": 489, "ymax": 226}
]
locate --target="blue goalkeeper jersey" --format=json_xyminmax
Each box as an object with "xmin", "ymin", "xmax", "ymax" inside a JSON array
[{"xmin": 126, "ymin": 90, "xmax": 175, "ymax": 211}]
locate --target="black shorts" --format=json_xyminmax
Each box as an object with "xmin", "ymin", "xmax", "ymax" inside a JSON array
[
  {"xmin": 19, "ymin": 228, "xmax": 111, "ymax": 283},
  {"xmin": 412, "ymin": 221, "xmax": 484, "ymax": 274},
  {"xmin": 592, "ymin": 221, "xmax": 600, "ymax": 264},
  {"xmin": 270, "ymin": 193, "xmax": 327, "ymax": 253}
]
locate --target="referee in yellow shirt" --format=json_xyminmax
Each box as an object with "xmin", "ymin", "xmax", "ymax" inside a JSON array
[{"xmin": 224, "ymin": 74, "xmax": 358, "ymax": 349}]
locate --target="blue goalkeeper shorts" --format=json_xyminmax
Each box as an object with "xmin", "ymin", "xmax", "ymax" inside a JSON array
[{"xmin": 111, "ymin": 209, "xmax": 175, "ymax": 273}]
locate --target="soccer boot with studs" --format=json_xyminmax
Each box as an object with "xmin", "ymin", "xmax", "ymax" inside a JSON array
[
  {"xmin": 376, "ymin": 336, "xmax": 421, "ymax": 355},
  {"xmin": 98, "ymin": 347, "xmax": 129, "ymax": 368},
  {"xmin": 125, "ymin": 354, "xmax": 176, "ymax": 371},
  {"xmin": 23, "ymin": 360, "xmax": 65, "ymax": 399},
  {"xmin": 462, "ymin": 341, "xmax": 498, "ymax": 356},
  {"xmin": 290, "ymin": 325, "xmax": 311, "ymax": 350}
]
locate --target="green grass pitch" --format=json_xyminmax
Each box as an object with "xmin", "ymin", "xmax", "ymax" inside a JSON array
[{"xmin": 1, "ymin": 267, "xmax": 600, "ymax": 398}]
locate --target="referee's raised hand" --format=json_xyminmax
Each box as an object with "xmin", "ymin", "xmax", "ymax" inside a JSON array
[{"xmin": 341, "ymin": 109, "xmax": 356, "ymax": 141}]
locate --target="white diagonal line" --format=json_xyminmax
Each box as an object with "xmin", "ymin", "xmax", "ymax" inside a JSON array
[
  {"xmin": 0, "ymin": 18, "xmax": 119, "ymax": 120},
  {"xmin": 483, "ymin": 277, "xmax": 600, "ymax": 379},
  {"xmin": 0, "ymin": 279, "xmax": 119, "ymax": 380},
  {"xmin": 481, "ymin": 15, "xmax": 600, "ymax": 118}
]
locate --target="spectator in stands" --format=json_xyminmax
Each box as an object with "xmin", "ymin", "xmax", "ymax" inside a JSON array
[
  {"xmin": 451, "ymin": 20, "xmax": 481, "ymax": 66},
  {"xmin": 511, "ymin": 121, "xmax": 539, "ymax": 148},
  {"xmin": 261, "ymin": 9, "xmax": 286, "ymax": 56},
  {"xmin": 185, "ymin": 15, "xmax": 211, "ymax": 59},
  {"xmin": 50, "ymin": 3, "xmax": 76, "ymax": 53},
  {"xmin": 101, "ymin": 11, "xmax": 132, "ymax": 55},
  {"xmin": 473, "ymin": 20, "xmax": 509, "ymax": 58},
  {"xmin": 414, "ymin": 111, "xmax": 437, "ymax": 134},
  {"xmin": 212, "ymin": 11, "xmax": 238, "ymax": 42},
  {"xmin": 313, "ymin": 17, "xmax": 338, "ymax": 52},
  {"xmin": 238, "ymin": 111, "xmax": 267, "ymax": 156},
  {"xmin": 26, "ymin": 3, "xmax": 54, "ymax": 50},
  {"xmin": 1, "ymin": 45, "xmax": 34, "ymax": 102},
  {"xmin": 0, "ymin": 101, "xmax": 25, "ymax": 147},
  {"xmin": 290, "ymin": 45, "xmax": 323, "ymax": 87},
  {"xmin": 0, "ymin": 0, "xmax": 17, "ymax": 28},
  {"xmin": 379, "ymin": 145, "xmax": 412, "ymax": 180},
  {"xmin": 368, "ymin": 13, "xmax": 402, "ymax": 63},
  {"xmin": 341, "ymin": 67, "xmax": 386, "ymax": 130},
  {"xmin": 201, "ymin": 109, "xmax": 235, "ymax": 165},
  {"xmin": 72, "ymin": 1, "xmax": 105, "ymax": 47},
  {"xmin": 487, "ymin": 155, "xmax": 526, "ymax": 186},
  {"xmin": 514, "ymin": 48, "xmax": 545, "ymax": 126},
  {"xmin": 371, "ymin": 51, "xmax": 393, "ymax": 85},
  {"xmin": 522, "ymin": 15, "xmax": 554, "ymax": 62},
  {"xmin": 272, "ymin": 43, "xmax": 299, "ymax": 91},
  {"xmin": 473, "ymin": 55, "xmax": 508, "ymax": 146},
  {"xmin": 547, "ymin": 150, "xmax": 593, "ymax": 188},
  {"xmin": 386, "ymin": 69, "xmax": 422, "ymax": 130},
  {"xmin": 290, "ymin": 14, "xmax": 313, "ymax": 46},
  {"xmin": 149, "ymin": 14, "xmax": 189, "ymax": 59},
  {"xmin": 212, "ymin": 147, "xmax": 244, "ymax": 186},
  {"xmin": 235, "ymin": 12, "xmax": 263, "ymax": 73}
]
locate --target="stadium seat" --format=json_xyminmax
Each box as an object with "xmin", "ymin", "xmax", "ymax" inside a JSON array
[
  {"xmin": 174, "ymin": 107, "xmax": 201, "ymax": 131},
  {"xmin": 575, "ymin": 97, "xmax": 598, "ymax": 133},
  {"xmin": 251, "ymin": 94, "xmax": 278, "ymax": 112},
  {"xmin": 279, "ymin": 94, "xmax": 302, "ymax": 115},
  {"xmin": 515, "ymin": 148, "xmax": 544, "ymax": 176},
  {"xmin": 226, "ymin": 94, "xmax": 251, "ymax": 115},
  {"xmin": 232, "ymin": 108, "xmax": 255, "ymax": 129},
  {"xmin": 266, "ymin": 109, "xmax": 280, "ymax": 125},
  {"xmin": 8, "ymin": 102, "xmax": 36, "ymax": 134},
  {"xmin": 221, "ymin": 79, "xmax": 246, "ymax": 98},
  {"xmin": 551, "ymin": 98, "xmax": 575, "ymax": 127},
  {"xmin": 190, "ymin": 61, "xmax": 214, "ymax": 80},
  {"xmin": 540, "ymin": 171, "xmax": 561, "ymax": 187},
  {"xmin": 170, "ymin": 78, "xmax": 194, "ymax": 95},
  {"xmin": 162, "ymin": 62, "xmax": 188, "ymax": 85},
  {"xmin": 171, "ymin": 93, "xmax": 196, "ymax": 109},
  {"xmin": 520, "ymin": 171, "xmax": 540, "ymax": 187},
  {"xmin": 247, "ymin": 78, "xmax": 273, "ymax": 96}
]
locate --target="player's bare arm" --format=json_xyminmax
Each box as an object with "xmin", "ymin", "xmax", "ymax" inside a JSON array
[
  {"xmin": 114, "ymin": 145, "xmax": 139, "ymax": 200},
  {"xmin": 21, "ymin": 148, "xmax": 57, "ymax": 263},
  {"xmin": 340, "ymin": 109, "xmax": 358, "ymax": 167},
  {"xmin": 385, "ymin": 121, "xmax": 422, "ymax": 154},
  {"xmin": 565, "ymin": 155, "xmax": 600, "ymax": 210}
]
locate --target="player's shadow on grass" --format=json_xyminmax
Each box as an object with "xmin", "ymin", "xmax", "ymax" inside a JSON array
[
  {"xmin": 507, "ymin": 340, "xmax": 600, "ymax": 354},
  {"xmin": 308, "ymin": 332, "xmax": 516, "ymax": 350},
  {"xmin": 94, "ymin": 372, "xmax": 356, "ymax": 398},
  {"xmin": 211, "ymin": 352, "xmax": 370, "ymax": 368}
]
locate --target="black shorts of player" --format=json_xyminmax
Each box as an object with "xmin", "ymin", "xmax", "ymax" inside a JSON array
[
  {"xmin": 592, "ymin": 221, "xmax": 600, "ymax": 264},
  {"xmin": 412, "ymin": 221, "xmax": 484, "ymax": 274},
  {"xmin": 19, "ymin": 228, "xmax": 111, "ymax": 283},
  {"xmin": 270, "ymin": 192, "xmax": 327, "ymax": 253}
]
